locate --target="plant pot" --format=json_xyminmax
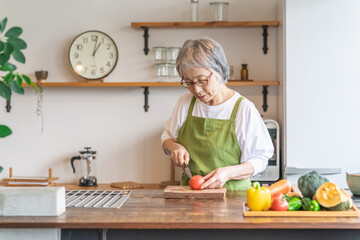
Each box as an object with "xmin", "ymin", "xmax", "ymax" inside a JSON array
[{"xmin": 35, "ymin": 71, "xmax": 48, "ymax": 82}]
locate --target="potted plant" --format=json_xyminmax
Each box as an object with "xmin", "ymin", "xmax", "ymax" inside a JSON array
[{"xmin": 0, "ymin": 17, "xmax": 38, "ymax": 172}]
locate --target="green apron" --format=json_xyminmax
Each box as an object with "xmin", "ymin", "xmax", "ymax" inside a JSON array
[{"xmin": 177, "ymin": 96, "xmax": 251, "ymax": 190}]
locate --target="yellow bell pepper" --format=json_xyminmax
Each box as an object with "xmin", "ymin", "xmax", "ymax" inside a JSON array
[{"xmin": 246, "ymin": 182, "xmax": 271, "ymax": 211}]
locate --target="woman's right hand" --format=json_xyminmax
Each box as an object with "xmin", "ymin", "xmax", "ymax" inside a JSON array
[
  {"xmin": 170, "ymin": 144, "xmax": 190, "ymax": 168},
  {"xmin": 163, "ymin": 139, "xmax": 190, "ymax": 168}
]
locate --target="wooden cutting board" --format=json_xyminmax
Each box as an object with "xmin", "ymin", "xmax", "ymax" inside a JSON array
[{"xmin": 164, "ymin": 186, "xmax": 226, "ymax": 199}]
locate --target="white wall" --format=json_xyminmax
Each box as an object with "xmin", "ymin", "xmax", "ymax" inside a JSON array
[
  {"xmin": 284, "ymin": 0, "xmax": 360, "ymax": 187},
  {"xmin": 1, "ymin": 0, "xmax": 281, "ymax": 184}
]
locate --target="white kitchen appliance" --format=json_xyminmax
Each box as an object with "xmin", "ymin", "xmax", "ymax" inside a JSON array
[{"xmin": 251, "ymin": 119, "xmax": 280, "ymax": 182}]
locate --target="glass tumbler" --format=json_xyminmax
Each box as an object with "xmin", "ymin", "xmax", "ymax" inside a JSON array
[{"xmin": 209, "ymin": 2, "xmax": 229, "ymax": 21}]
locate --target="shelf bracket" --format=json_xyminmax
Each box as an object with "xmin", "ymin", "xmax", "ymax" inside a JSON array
[
  {"xmin": 142, "ymin": 86, "xmax": 149, "ymax": 112},
  {"xmin": 6, "ymin": 98, "xmax": 11, "ymax": 112},
  {"xmin": 141, "ymin": 27, "xmax": 149, "ymax": 55},
  {"xmin": 262, "ymin": 86, "xmax": 268, "ymax": 112},
  {"xmin": 262, "ymin": 25, "xmax": 268, "ymax": 54}
]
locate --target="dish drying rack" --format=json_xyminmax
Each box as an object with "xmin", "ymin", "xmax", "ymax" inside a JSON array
[
  {"xmin": 2, "ymin": 168, "xmax": 59, "ymax": 186},
  {"xmin": 65, "ymin": 190, "xmax": 132, "ymax": 209}
]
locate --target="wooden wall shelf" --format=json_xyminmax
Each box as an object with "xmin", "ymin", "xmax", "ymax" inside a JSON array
[
  {"xmin": 131, "ymin": 21, "xmax": 279, "ymax": 55},
  {"xmin": 21, "ymin": 81, "xmax": 278, "ymax": 112},
  {"xmin": 131, "ymin": 21, "xmax": 279, "ymax": 28},
  {"xmin": 26, "ymin": 81, "xmax": 279, "ymax": 88}
]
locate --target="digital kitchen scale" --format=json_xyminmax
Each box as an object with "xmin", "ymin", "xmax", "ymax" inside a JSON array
[{"xmin": 251, "ymin": 119, "xmax": 280, "ymax": 183}]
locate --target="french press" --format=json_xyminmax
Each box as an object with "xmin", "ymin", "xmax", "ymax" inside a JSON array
[{"xmin": 70, "ymin": 147, "xmax": 97, "ymax": 186}]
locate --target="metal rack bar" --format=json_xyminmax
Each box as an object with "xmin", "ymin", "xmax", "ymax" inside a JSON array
[{"xmin": 66, "ymin": 190, "xmax": 91, "ymax": 207}]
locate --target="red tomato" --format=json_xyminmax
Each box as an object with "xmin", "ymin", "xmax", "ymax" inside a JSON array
[
  {"xmin": 271, "ymin": 192, "xmax": 284, "ymax": 200},
  {"xmin": 189, "ymin": 175, "xmax": 205, "ymax": 190},
  {"xmin": 271, "ymin": 193, "xmax": 289, "ymax": 211}
]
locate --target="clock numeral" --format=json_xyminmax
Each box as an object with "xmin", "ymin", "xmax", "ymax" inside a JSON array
[
  {"xmin": 106, "ymin": 62, "xmax": 111, "ymax": 67},
  {"xmin": 100, "ymin": 67, "xmax": 105, "ymax": 74},
  {"xmin": 91, "ymin": 35, "xmax": 98, "ymax": 41},
  {"xmin": 91, "ymin": 69, "xmax": 96, "ymax": 76},
  {"xmin": 109, "ymin": 52, "xmax": 114, "ymax": 58},
  {"xmin": 101, "ymin": 37, "xmax": 104, "ymax": 43},
  {"xmin": 107, "ymin": 44, "xmax": 111, "ymax": 50},
  {"xmin": 76, "ymin": 44, "xmax": 83, "ymax": 50},
  {"xmin": 74, "ymin": 53, "xmax": 79, "ymax": 59},
  {"xmin": 82, "ymin": 37, "xmax": 88, "ymax": 44}
]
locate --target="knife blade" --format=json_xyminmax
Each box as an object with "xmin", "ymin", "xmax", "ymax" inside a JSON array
[{"xmin": 184, "ymin": 165, "xmax": 192, "ymax": 179}]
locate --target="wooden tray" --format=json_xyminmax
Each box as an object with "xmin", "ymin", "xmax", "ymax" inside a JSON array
[
  {"xmin": 164, "ymin": 186, "xmax": 226, "ymax": 199},
  {"xmin": 243, "ymin": 203, "xmax": 360, "ymax": 217}
]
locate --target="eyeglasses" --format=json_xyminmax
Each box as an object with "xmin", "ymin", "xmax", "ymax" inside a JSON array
[{"xmin": 181, "ymin": 72, "xmax": 212, "ymax": 88}]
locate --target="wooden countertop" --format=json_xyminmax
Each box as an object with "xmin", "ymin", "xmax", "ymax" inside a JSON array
[{"xmin": 1, "ymin": 184, "xmax": 360, "ymax": 229}]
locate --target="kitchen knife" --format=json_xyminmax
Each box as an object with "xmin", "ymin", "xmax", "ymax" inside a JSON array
[{"xmin": 184, "ymin": 165, "xmax": 192, "ymax": 179}]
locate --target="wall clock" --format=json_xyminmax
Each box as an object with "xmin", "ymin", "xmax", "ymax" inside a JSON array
[{"xmin": 69, "ymin": 30, "xmax": 118, "ymax": 81}]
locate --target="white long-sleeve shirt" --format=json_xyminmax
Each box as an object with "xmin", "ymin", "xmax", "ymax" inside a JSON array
[{"xmin": 161, "ymin": 91, "xmax": 274, "ymax": 177}]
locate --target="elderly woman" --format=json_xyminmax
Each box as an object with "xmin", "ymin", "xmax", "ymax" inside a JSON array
[{"xmin": 161, "ymin": 38, "xmax": 273, "ymax": 190}]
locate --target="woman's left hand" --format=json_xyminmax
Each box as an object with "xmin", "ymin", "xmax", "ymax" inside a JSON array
[{"xmin": 201, "ymin": 167, "xmax": 231, "ymax": 189}]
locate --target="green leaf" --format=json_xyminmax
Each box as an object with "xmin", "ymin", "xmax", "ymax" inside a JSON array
[
  {"xmin": 16, "ymin": 74, "xmax": 22, "ymax": 86},
  {"xmin": 0, "ymin": 165, "xmax": 3, "ymax": 173},
  {"xmin": 0, "ymin": 41, "xmax": 4, "ymax": 52},
  {"xmin": 0, "ymin": 17, "xmax": 7, "ymax": 33},
  {"xmin": 0, "ymin": 81, "xmax": 11, "ymax": 100},
  {"xmin": 3, "ymin": 72, "xmax": 14, "ymax": 84},
  {"xmin": 3, "ymin": 43, "xmax": 14, "ymax": 56},
  {"xmin": 12, "ymin": 49, "xmax": 25, "ymax": 64},
  {"xmin": 21, "ymin": 74, "xmax": 32, "ymax": 85},
  {"xmin": 0, "ymin": 53, "xmax": 10, "ymax": 66},
  {"xmin": 5, "ymin": 27, "xmax": 22, "ymax": 38},
  {"xmin": 0, "ymin": 62, "xmax": 16, "ymax": 71},
  {"xmin": 10, "ymin": 79, "xmax": 24, "ymax": 95},
  {"xmin": 0, "ymin": 125, "xmax": 12, "ymax": 138},
  {"xmin": 7, "ymin": 38, "xmax": 27, "ymax": 50},
  {"xmin": 22, "ymin": 74, "xmax": 38, "ymax": 91}
]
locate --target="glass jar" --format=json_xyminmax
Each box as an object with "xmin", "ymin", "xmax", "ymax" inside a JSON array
[
  {"xmin": 190, "ymin": 0, "xmax": 199, "ymax": 22},
  {"xmin": 167, "ymin": 47, "xmax": 181, "ymax": 63},
  {"xmin": 155, "ymin": 63, "xmax": 169, "ymax": 77},
  {"xmin": 227, "ymin": 65, "xmax": 234, "ymax": 80},
  {"xmin": 209, "ymin": 2, "xmax": 229, "ymax": 21},
  {"xmin": 153, "ymin": 47, "xmax": 167, "ymax": 62},
  {"xmin": 168, "ymin": 63, "xmax": 179, "ymax": 77},
  {"xmin": 241, "ymin": 64, "xmax": 249, "ymax": 80}
]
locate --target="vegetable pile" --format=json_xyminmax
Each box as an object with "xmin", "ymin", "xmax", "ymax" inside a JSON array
[{"xmin": 246, "ymin": 171, "xmax": 353, "ymax": 212}]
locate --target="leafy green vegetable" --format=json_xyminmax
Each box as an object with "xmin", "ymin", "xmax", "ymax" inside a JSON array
[{"xmin": 298, "ymin": 171, "xmax": 329, "ymax": 198}]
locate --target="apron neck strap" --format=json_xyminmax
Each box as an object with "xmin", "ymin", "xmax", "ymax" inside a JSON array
[
  {"xmin": 230, "ymin": 96, "xmax": 245, "ymax": 120},
  {"xmin": 188, "ymin": 96, "xmax": 197, "ymax": 116}
]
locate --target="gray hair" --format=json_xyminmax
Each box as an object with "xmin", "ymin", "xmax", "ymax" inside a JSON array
[{"xmin": 176, "ymin": 38, "xmax": 228, "ymax": 83}]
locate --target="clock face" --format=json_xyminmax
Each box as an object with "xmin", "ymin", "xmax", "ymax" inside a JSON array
[{"xmin": 69, "ymin": 30, "xmax": 118, "ymax": 80}]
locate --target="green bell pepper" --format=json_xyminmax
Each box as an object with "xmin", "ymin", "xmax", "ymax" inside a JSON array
[
  {"xmin": 301, "ymin": 198, "xmax": 321, "ymax": 211},
  {"xmin": 285, "ymin": 194, "xmax": 302, "ymax": 211}
]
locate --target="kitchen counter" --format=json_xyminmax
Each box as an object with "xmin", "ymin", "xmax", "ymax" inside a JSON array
[{"xmin": 1, "ymin": 184, "xmax": 360, "ymax": 240}]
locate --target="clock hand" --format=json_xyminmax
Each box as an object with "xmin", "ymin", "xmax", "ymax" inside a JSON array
[
  {"xmin": 92, "ymin": 36, "xmax": 98, "ymax": 56},
  {"xmin": 93, "ymin": 42, "xmax": 101, "ymax": 56}
]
